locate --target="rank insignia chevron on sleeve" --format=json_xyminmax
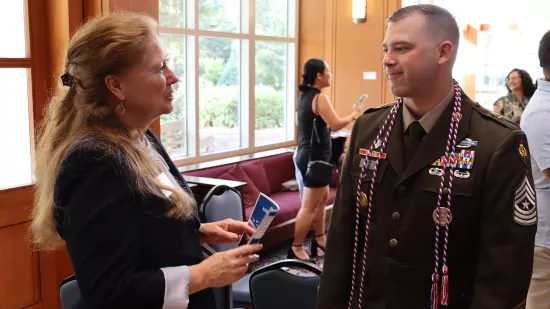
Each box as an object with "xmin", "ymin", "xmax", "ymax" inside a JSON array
[{"xmin": 513, "ymin": 174, "xmax": 537, "ymax": 226}]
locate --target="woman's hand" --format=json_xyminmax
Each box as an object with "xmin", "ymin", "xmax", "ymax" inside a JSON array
[
  {"xmin": 189, "ymin": 244, "xmax": 263, "ymax": 292},
  {"xmin": 351, "ymin": 103, "xmax": 366, "ymax": 120},
  {"xmin": 199, "ymin": 219, "xmax": 255, "ymax": 245}
]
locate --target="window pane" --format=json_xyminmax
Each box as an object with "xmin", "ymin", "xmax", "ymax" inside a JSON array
[
  {"xmin": 255, "ymin": 0, "xmax": 287, "ymax": 37},
  {"xmin": 255, "ymin": 41, "xmax": 288, "ymax": 146},
  {"xmin": 0, "ymin": 69, "xmax": 32, "ymax": 189},
  {"xmin": 199, "ymin": 0, "xmax": 239, "ymax": 33},
  {"xmin": 199, "ymin": 37, "xmax": 241, "ymax": 154},
  {"xmin": 0, "ymin": 0, "xmax": 27, "ymax": 58},
  {"xmin": 160, "ymin": 34, "xmax": 188, "ymax": 158},
  {"xmin": 159, "ymin": 0, "xmax": 186, "ymax": 28}
]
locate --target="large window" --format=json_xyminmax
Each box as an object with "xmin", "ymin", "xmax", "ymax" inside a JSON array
[
  {"xmin": 159, "ymin": 0, "xmax": 297, "ymax": 164},
  {"xmin": 402, "ymin": 0, "xmax": 550, "ymax": 110},
  {"xmin": 0, "ymin": 0, "xmax": 33, "ymax": 190}
]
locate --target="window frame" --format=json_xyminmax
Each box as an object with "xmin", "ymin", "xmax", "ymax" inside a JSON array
[
  {"xmin": 0, "ymin": 0, "xmax": 37, "ymax": 191},
  {"xmin": 159, "ymin": 0, "xmax": 299, "ymax": 167}
]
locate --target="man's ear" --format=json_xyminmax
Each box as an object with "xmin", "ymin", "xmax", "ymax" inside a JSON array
[
  {"xmin": 437, "ymin": 41, "xmax": 454, "ymax": 65},
  {"xmin": 104, "ymin": 75, "xmax": 124, "ymax": 101}
]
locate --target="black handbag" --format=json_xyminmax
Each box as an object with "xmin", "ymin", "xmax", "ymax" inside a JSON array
[{"xmin": 305, "ymin": 94, "xmax": 333, "ymax": 187}]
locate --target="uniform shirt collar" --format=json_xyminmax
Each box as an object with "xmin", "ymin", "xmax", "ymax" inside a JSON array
[{"xmin": 402, "ymin": 85, "xmax": 455, "ymax": 134}]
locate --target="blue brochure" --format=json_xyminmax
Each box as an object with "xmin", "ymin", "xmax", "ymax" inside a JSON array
[{"xmin": 239, "ymin": 193, "xmax": 280, "ymax": 245}]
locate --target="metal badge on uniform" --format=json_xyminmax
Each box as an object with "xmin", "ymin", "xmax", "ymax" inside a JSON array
[
  {"xmin": 360, "ymin": 192, "xmax": 368, "ymax": 207},
  {"xmin": 374, "ymin": 139, "xmax": 382, "ymax": 149},
  {"xmin": 517, "ymin": 135, "xmax": 529, "ymax": 166},
  {"xmin": 433, "ymin": 207, "xmax": 452, "ymax": 226},
  {"xmin": 513, "ymin": 174, "xmax": 537, "ymax": 226},
  {"xmin": 359, "ymin": 158, "xmax": 376, "ymax": 171},
  {"xmin": 457, "ymin": 138, "xmax": 478, "ymax": 149},
  {"xmin": 429, "ymin": 167, "xmax": 444, "ymax": 176}
]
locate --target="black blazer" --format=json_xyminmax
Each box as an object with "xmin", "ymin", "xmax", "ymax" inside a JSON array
[{"xmin": 54, "ymin": 129, "xmax": 215, "ymax": 309}]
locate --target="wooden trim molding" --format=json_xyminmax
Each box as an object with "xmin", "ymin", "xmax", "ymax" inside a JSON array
[
  {"xmin": 382, "ymin": 0, "xmax": 400, "ymax": 105},
  {"xmin": 0, "ymin": 59, "xmax": 33, "ymax": 68}
]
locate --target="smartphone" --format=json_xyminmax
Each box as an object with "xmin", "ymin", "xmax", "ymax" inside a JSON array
[{"xmin": 356, "ymin": 94, "xmax": 368, "ymax": 107}]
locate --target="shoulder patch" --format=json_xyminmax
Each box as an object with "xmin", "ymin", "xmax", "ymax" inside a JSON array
[
  {"xmin": 363, "ymin": 101, "xmax": 395, "ymax": 114},
  {"xmin": 472, "ymin": 103, "xmax": 519, "ymax": 131},
  {"xmin": 513, "ymin": 173, "xmax": 537, "ymax": 226}
]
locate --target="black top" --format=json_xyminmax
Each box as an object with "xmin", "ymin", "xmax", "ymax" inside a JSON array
[
  {"xmin": 53, "ymin": 129, "xmax": 215, "ymax": 309},
  {"xmin": 296, "ymin": 88, "xmax": 331, "ymax": 169}
]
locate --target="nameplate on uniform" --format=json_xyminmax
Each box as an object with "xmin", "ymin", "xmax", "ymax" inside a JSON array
[
  {"xmin": 431, "ymin": 150, "xmax": 475, "ymax": 170},
  {"xmin": 359, "ymin": 148, "xmax": 387, "ymax": 159}
]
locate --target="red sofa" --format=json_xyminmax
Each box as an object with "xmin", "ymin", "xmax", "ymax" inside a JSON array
[{"xmin": 182, "ymin": 151, "xmax": 338, "ymax": 229}]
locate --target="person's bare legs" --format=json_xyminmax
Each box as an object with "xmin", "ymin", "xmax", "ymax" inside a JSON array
[
  {"xmin": 311, "ymin": 186, "xmax": 329, "ymax": 248},
  {"xmin": 292, "ymin": 186, "xmax": 327, "ymax": 260}
]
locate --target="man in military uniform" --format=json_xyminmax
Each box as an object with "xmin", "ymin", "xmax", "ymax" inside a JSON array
[{"xmin": 318, "ymin": 4, "xmax": 536, "ymax": 309}]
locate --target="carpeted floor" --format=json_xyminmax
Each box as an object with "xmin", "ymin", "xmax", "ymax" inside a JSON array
[{"xmin": 249, "ymin": 233, "xmax": 325, "ymax": 272}]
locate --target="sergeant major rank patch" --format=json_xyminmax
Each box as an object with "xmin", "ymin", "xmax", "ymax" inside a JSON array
[{"xmin": 513, "ymin": 174, "xmax": 537, "ymax": 226}]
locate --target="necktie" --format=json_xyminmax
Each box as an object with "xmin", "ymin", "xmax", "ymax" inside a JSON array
[{"xmin": 404, "ymin": 121, "xmax": 426, "ymax": 166}]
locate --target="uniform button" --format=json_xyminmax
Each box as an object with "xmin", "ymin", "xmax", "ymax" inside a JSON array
[
  {"xmin": 389, "ymin": 238, "xmax": 398, "ymax": 248},
  {"xmin": 392, "ymin": 212, "xmax": 400, "ymax": 220},
  {"xmin": 396, "ymin": 185, "xmax": 406, "ymax": 195}
]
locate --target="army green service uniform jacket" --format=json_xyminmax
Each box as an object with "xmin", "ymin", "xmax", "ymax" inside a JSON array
[{"xmin": 318, "ymin": 93, "xmax": 537, "ymax": 309}]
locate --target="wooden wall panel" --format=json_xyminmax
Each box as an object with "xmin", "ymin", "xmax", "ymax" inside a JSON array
[
  {"xmin": 298, "ymin": 0, "xmax": 326, "ymax": 93},
  {"xmin": 0, "ymin": 223, "xmax": 39, "ymax": 309},
  {"xmin": 332, "ymin": 0, "xmax": 386, "ymax": 121},
  {"xmin": 0, "ymin": 186, "xmax": 33, "ymax": 228},
  {"xmin": 109, "ymin": 0, "xmax": 159, "ymax": 18}
]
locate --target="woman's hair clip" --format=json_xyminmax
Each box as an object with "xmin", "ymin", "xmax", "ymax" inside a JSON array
[{"xmin": 61, "ymin": 73, "xmax": 75, "ymax": 87}]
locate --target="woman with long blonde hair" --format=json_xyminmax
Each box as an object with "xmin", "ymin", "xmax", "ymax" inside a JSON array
[{"xmin": 31, "ymin": 13, "xmax": 261, "ymax": 309}]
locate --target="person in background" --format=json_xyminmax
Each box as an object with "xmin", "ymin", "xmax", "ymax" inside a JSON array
[
  {"xmin": 319, "ymin": 5, "xmax": 536, "ymax": 308},
  {"xmin": 290, "ymin": 58, "xmax": 364, "ymax": 261},
  {"xmin": 493, "ymin": 68, "xmax": 536, "ymax": 124},
  {"xmin": 31, "ymin": 13, "xmax": 261, "ymax": 309},
  {"xmin": 521, "ymin": 29, "xmax": 550, "ymax": 309}
]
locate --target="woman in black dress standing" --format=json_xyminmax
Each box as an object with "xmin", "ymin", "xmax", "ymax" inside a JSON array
[{"xmin": 290, "ymin": 58, "xmax": 364, "ymax": 261}]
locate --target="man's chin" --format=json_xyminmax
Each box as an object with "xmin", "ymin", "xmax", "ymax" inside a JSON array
[{"xmin": 390, "ymin": 84, "xmax": 409, "ymax": 98}]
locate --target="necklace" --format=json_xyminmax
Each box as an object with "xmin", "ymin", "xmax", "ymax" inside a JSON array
[{"xmin": 348, "ymin": 80, "xmax": 463, "ymax": 309}]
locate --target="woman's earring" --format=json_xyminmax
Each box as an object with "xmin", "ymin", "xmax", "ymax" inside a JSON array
[{"xmin": 116, "ymin": 101, "xmax": 126, "ymax": 116}]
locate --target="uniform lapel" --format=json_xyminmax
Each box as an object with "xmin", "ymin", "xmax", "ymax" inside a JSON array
[
  {"xmin": 384, "ymin": 107, "xmax": 406, "ymax": 176},
  {"xmin": 398, "ymin": 92, "xmax": 472, "ymax": 184}
]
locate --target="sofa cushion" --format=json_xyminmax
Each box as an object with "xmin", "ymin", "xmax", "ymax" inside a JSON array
[
  {"xmin": 218, "ymin": 165, "xmax": 260, "ymax": 209},
  {"xmin": 240, "ymin": 160, "xmax": 270, "ymax": 194},
  {"xmin": 261, "ymin": 152, "xmax": 295, "ymax": 193},
  {"xmin": 246, "ymin": 191, "xmax": 301, "ymax": 226}
]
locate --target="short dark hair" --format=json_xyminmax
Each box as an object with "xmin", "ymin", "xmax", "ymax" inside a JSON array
[
  {"xmin": 539, "ymin": 30, "xmax": 550, "ymax": 69},
  {"xmin": 387, "ymin": 4, "xmax": 460, "ymax": 49}
]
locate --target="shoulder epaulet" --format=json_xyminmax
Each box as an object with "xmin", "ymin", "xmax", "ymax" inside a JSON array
[
  {"xmin": 363, "ymin": 101, "xmax": 395, "ymax": 114},
  {"xmin": 471, "ymin": 101, "xmax": 519, "ymax": 131}
]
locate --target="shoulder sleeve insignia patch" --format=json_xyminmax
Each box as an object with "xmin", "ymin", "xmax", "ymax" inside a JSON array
[{"xmin": 513, "ymin": 174, "xmax": 537, "ymax": 226}]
